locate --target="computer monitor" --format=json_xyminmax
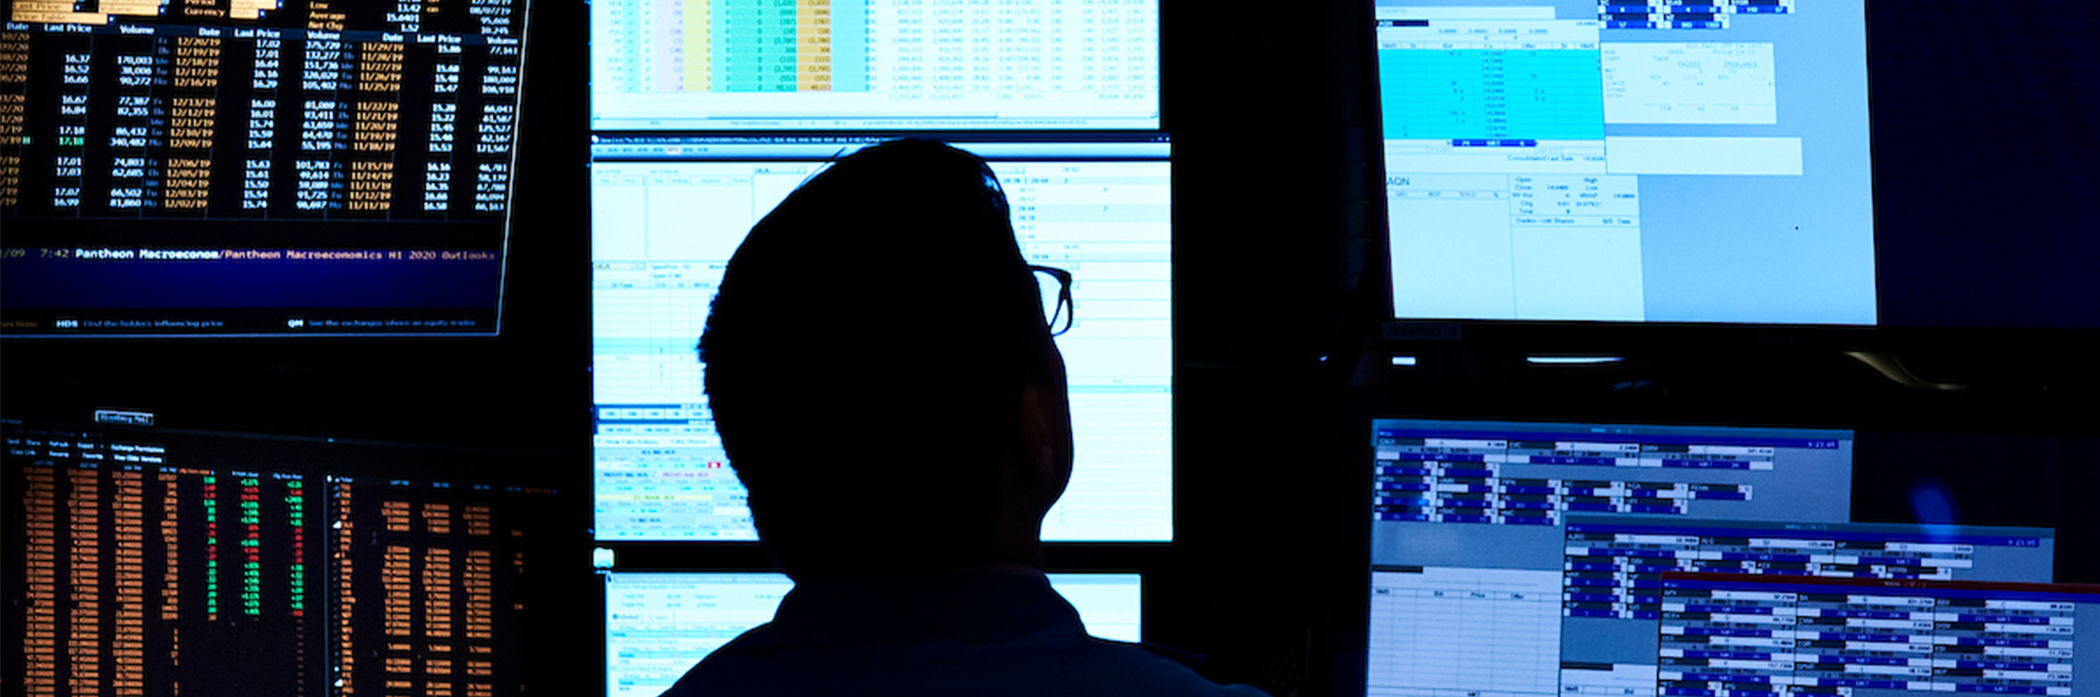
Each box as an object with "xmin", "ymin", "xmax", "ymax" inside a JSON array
[
  {"xmin": 0, "ymin": 417, "xmax": 575, "ymax": 696},
  {"xmin": 1657, "ymin": 574, "xmax": 2092, "ymax": 696},
  {"xmin": 0, "ymin": 0, "xmax": 530, "ymax": 336},
  {"xmin": 589, "ymin": 135, "xmax": 1173, "ymax": 542},
  {"xmin": 1372, "ymin": 1, "xmax": 1876, "ymax": 325},
  {"xmin": 587, "ymin": 0, "xmax": 1162, "ymax": 130},
  {"xmin": 602, "ymin": 571, "xmax": 1143, "ymax": 697},
  {"xmin": 1359, "ymin": 418, "xmax": 2076, "ymax": 696}
]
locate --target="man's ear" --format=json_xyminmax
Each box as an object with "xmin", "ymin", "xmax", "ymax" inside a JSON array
[{"xmin": 1012, "ymin": 384, "xmax": 1069, "ymax": 507}]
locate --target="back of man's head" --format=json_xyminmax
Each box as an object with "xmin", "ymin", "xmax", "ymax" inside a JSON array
[{"xmin": 699, "ymin": 140, "xmax": 1052, "ymax": 575}]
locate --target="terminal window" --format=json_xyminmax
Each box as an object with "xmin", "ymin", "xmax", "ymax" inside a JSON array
[
  {"xmin": 0, "ymin": 0, "xmax": 527, "ymax": 336},
  {"xmin": 589, "ymin": 0, "xmax": 1161, "ymax": 130},
  {"xmin": 1, "ymin": 420, "xmax": 566, "ymax": 697},
  {"xmin": 589, "ymin": 138, "xmax": 1172, "ymax": 542},
  {"xmin": 1363, "ymin": 418, "xmax": 2065, "ymax": 697},
  {"xmin": 1376, "ymin": 1, "xmax": 1875, "ymax": 325}
]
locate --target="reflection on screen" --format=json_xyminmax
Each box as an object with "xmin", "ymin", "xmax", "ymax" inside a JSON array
[
  {"xmin": 1375, "ymin": 1, "xmax": 1875, "ymax": 324},
  {"xmin": 589, "ymin": 136, "xmax": 1172, "ymax": 542},
  {"xmin": 589, "ymin": 0, "xmax": 1161, "ymax": 130},
  {"xmin": 602, "ymin": 571, "xmax": 1144, "ymax": 696}
]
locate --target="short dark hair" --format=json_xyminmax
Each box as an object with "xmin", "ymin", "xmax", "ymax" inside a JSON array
[{"xmin": 698, "ymin": 140, "xmax": 1049, "ymax": 573}]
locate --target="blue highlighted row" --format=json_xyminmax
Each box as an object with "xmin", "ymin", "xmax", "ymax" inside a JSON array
[
  {"xmin": 1953, "ymin": 686, "xmax": 2049, "ymax": 695},
  {"xmin": 1677, "ymin": 650, "xmax": 1772, "ymax": 661},
  {"xmin": 1450, "ymin": 139, "xmax": 1538, "ymax": 148},
  {"xmin": 1604, "ymin": 20, "xmax": 1725, "ymax": 29},
  {"xmin": 1527, "ymin": 455, "xmax": 1621, "ymax": 465},
  {"xmin": 1582, "ymin": 548, "xmax": 1680, "ymax": 559},
  {"xmin": 1814, "ymin": 632, "xmax": 1916, "ymax": 642},
  {"xmin": 1568, "ymin": 608, "xmax": 1662, "ymax": 620},
  {"xmin": 1675, "ymin": 673, "xmax": 1769, "ymax": 685},
  {"xmin": 1661, "ymin": 459, "xmax": 1753, "ymax": 470},
  {"xmin": 1568, "ymin": 577, "xmax": 1663, "ymax": 589},
  {"xmin": 1817, "ymin": 609, "xmax": 1917, "ymax": 620},
  {"xmin": 1381, "ymin": 452, "xmax": 1486, "ymax": 463},
  {"xmin": 1815, "ymin": 679, "xmax": 1907, "ymax": 689},
  {"xmin": 1685, "ymin": 604, "xmax": 1772, "ymax": 615},
  {"xmin": 1955, "ymin": 614, "xmax": 2054, "ymax": 625},
  {"xmin": 1681, "ymin": 627, "xmax": 1773, "ymax": 637},
  {"xmin": 1803, "ymin": 655, "xmax": 1912, "ymax": 667},
  {"xmin": 1952, "ymin": 660, "xmax": 2054, "ymax": 671},
  {"xmin": 1953, "ymin": 637, "xmax": 2050, "ymax": 648},
  {"xmin": 1857, "ymin": 556, "xmax": 1927, "ymax": 566}
]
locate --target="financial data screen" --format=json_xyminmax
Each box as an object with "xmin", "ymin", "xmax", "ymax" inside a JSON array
[
  {"xmin": 1656, "ymin": 574, "xmax": 2093, "ymax": 697},
  {"xmin": 1362, "ymin": 418, "xmax": 2073, "ymax": 697},
  {"xmin": 0, "ymin": 419, "xmax": 568, "ymax": 697},
  {"xmin": 589, "ymin": 0, "xmax": 1160, "ymax": 130},
  {"xmin": 590, "ymin": 136, "xmax": 1171, "ymax": 542},
  {"xmin": 602, "ymin": 571, "xmax": 1143, "ymax": 696},
  {"xmin": 0, "ymin": 0, "xmax": 526, "ymax": 336},
  {"xmin": 1375, "ymin": 1, "xmax": 1876, "ymax": 324}
]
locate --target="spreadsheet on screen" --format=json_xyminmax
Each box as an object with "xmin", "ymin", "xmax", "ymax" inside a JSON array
[
  {"xmin": 1375, "ymin": 1, "xmax": 1876, "ymax": 324},
  {"xmin": 589, "ymin": 0, "xmax": 1161, "ymax": 130},
  {"xmin": 1362, "ymin": 418, "xmax": 2075, "ymax": 697},
  {"xmin": 588, "ymin": 137, "xmax": 1173, "ymax": 542}
]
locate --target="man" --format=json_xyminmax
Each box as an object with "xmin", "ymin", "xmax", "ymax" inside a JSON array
[{"xmin": 660, "ymin": 140, "xmax": 1265, "ymax": 696}]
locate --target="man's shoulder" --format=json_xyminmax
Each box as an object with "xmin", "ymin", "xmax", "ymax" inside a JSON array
[{"xmin": 661, "ymin": 633, "xmax": 1270, "ymax": 697}]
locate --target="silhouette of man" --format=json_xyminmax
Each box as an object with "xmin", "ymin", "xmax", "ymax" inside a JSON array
[{"xmin": 659, "ymin": 139, "xmax": 1266, "ymax": 697}]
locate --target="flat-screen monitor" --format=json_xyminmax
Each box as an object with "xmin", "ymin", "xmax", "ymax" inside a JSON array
[
  {"xmin": 0, "ymin": 417, "xmax": 575, "ymax": 696},
  {"xmin": 602, "ymin": 571, "xmax": 1143, "ymax": 697},
  {"xmin": 1654, "ymin": 573, "xmax": 2093, "ymax": 696},
  {"xmin": 1359, "ymin": 417, "xmax": 2087, "ymax": 697},
  {"xmin": 0, "ymin": 0, "xmax": 529, "ymax": 336},
  {"xmin": 589, "ymin": 135, "xmax": 1172, "ymax": 542},
  {"xmin": 1373, "ymin": 1, "xmax": 1877, "ymax": 324},
  {"xmin": 588, "ymin": 0, "xmax": 1161, "ymax": 130}
]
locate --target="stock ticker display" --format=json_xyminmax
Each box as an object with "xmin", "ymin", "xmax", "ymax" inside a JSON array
[
  {"xmin": 0, "ymin": 0, "xmax": 527, "ymax": 336},
  {"xmin": 0, "ymin": 419, "xmax": 566, "ymax": 697}
]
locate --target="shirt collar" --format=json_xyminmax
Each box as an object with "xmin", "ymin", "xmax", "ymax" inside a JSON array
[{"xmin": 738, "ymin": 566, "xmax": 1088, "ymax": 649}]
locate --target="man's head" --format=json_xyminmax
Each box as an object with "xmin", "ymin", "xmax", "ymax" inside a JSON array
[{"xmin": 699, "ymin": 140, "xmax": 1073, "ymax": 576}]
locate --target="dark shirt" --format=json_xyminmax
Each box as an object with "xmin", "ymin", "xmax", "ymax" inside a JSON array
[{"xmin": 658, "ymin": 567, "xmax": 1271, "ymax": 697}]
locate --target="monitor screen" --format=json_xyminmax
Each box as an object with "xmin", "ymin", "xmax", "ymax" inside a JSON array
[
  {"xmin": 602, "ymin": 571, "xmax": 1143, "ymax": 697},
  {"xmin": 1360, "ymin": 418, "xmax": 2082, "ymax": 697},
  {"xmin": 0, "ymin": 0, "xmax": 528, "ymax": 337},
  {"xmin": 1654, "ymin": 574, "xmax": 2093, "ymax": 696},
  {"xmin": 1373, "ymin": 1, "xmax": 1876, "ymax": 324},
  {"xmin": 0, "ymin": 417, "xmax": 573, "ymax": 696},
  {"xmin": 588, "ymin": 0, "xmax": 1161, "ymax": 131},
  {"xmin": 589, "ymin": 135, "xmax": 1172, "ymax": 542}
]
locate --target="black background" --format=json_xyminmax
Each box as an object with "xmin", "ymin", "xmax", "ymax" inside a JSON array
[{"xmin": 6, "ymin": 1, "xmax": 2100, "ymax": 696}]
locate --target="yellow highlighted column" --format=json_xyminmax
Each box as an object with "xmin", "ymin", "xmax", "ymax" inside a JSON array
[
  {"xmin": 683, "ymin": 0, "xmax": 710, "ymax": 91},
  {"xmin": 796, "ymin": 0, "xmax": 829, "ymax": 91}
]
